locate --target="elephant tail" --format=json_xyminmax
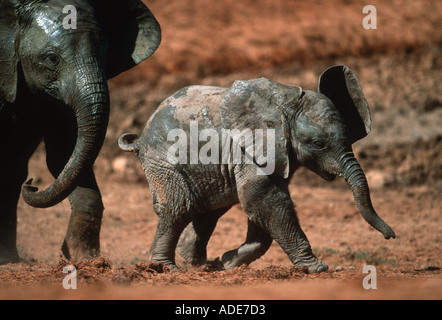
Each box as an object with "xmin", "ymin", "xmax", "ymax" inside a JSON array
[{"xmin": 118, "ymin": 133, "xmax": 140, "ymax": 153}]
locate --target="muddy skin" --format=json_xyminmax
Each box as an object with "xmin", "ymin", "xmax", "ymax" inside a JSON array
[{"xmin": 119, "ymin": 65, "xmax": 395, "ymax": 273}]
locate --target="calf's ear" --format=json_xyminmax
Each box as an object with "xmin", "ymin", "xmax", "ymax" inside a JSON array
[{"xmin": 318, "ymin": 65, "xmax": 371, "ymax": 144}]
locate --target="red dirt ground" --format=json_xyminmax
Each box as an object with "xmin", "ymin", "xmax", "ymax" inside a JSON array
[{"xmin": 0, "ymin": 0, "xmax": 441, "ymax": 300}]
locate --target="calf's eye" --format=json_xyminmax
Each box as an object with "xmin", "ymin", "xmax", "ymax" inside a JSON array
[{"xmin": 45, "ymin": 52, "xmax": 60, "ymax": 66}]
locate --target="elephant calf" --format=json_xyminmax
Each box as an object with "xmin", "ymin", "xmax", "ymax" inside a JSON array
[{"xmin": 119, "ymin": 65, "xmax": 395, "ymax": 273}]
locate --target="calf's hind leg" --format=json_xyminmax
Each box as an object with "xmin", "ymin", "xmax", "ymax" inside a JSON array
[
  {"xmin": 177, "ymin": 207, "xmax": 229, "ymax": 265},
  {"xmin": 150, "ymin": 209, "xmax": 192, "ymax": 268},
  {"xmin": 221, "ymin": 219, "xmax": 273, "ymax": 269}
]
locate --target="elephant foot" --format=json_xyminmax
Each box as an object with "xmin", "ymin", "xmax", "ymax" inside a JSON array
[
  {"xmin": 165, "ymin": 263, "xmax": 180, "ymax": 271},
  {"xmin": 61, "ymin": 237, "xmax": 99, "ymax": 261},
  {"xmin": 293, "ymin": 258, "xmax": 329, "ymax": 274},
  {"xmin": 177, "ymin": 228, "xmax": 207, "ymax": 266},
  {"xmin": 62, "ymin": 208, "xmax": 102, "ymax": 261},
  {"xmin": 0, "ymin": 247, "xmax": 20, "ymax": 265},
  {"xmin": 221, "ymin": 249, "xmax": 243, "ymax": 269},
  {"xmin": 0, "ymin": 228, "xmax": 20, "ymax": 264},
  {"xmin": 221, "ymin": 241, "xmax": 271, "ymax": 269},
  {"xmin": 149, "ymin": 258, "xmax": 180, "ymax": 271},
  {"xmin": 150, "ymin": 245, "xmax": 180, "ymax": 270},
  {"xmin": 63, "ymin": 187, "xmax": 103, "ymax": 261},
  {"xmin": 177, "ymin": 244, "xmax": 206, "ymax": 266}
]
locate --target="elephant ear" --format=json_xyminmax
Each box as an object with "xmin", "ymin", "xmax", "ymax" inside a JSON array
[
  {"xmin": 318, "ymin": 65, "xmax": 371, "ymax": 144},
  {"xmin": 0, "ymin": 2, "xmax": 19, "ymax": 106},
  {"xmin": 220, "ymin": 77, "xmax": 302, "ymax": 178},
  {"xmin": 97, "ymin": 0, "xmax": 161, "ymax": 79}
]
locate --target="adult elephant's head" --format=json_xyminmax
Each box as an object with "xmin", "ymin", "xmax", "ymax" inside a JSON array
[{"xmin": 0, "ymin": 0, "xmax": 161, "ymax": 207}]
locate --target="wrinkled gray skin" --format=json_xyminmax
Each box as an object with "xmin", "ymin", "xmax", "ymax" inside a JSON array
[
  {"xmin": 119, "ymin": 65, "xmax": 395, "ymax": 273},
  {"xmin": 0, "ymin": 0, "xmax": 160, "ymax": 264}
]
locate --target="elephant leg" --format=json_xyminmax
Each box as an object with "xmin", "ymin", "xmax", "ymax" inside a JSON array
[
  {"xmin": 1, "ymin": 117, "xmax": 42, "ymax": 264},
  {"xmin": 61, "ymin": 173, "xmax": 103, "ymax": 261},
  {"xmin": 150, "ymin": 211, "xmax": 191, "ymax": 269},
  {"xmin": 147, "ymin": 166, "xmax": 200, "ymax": 268},
  {"xmin": 177, "ymin": 207, "xmax": 229, "ymax": 265},
  {"xmin": 44, "ymin": 129, "xmax": 102, "ymax": 261},
  {"xmin": 221, "ymin": 219, "xmax": 273, "ymax": 269},
  {"xmin": 264, "ymin": 205, "xmax": 328, "ymax": 273},
  {"xmin": 238, "ymin": 175, "xmax": 328, "ymax": 273},
  {"xmin": 0, "ymin": 168, "xmax": 27, "ymax": 264}
]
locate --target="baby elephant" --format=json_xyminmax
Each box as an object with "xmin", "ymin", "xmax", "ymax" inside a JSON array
[{"xmin": 119, "ymin": 65, "xmax": 395, "ymax": 273}]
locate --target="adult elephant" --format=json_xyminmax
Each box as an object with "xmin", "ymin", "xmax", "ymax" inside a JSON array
[{"xmin": 0, "ymin": 0, "xmax": 161, "ymax": 263}]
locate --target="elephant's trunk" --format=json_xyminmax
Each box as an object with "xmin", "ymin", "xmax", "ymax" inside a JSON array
[
  {"xmin": 21, "ymin": 59, "xmax": 110, "ymax": 208},
  {"xmin": 339, "ymin": 151, "xmax": 395, "ymax": 239}
]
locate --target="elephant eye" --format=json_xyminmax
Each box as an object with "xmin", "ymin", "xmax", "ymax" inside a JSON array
[
  {"xmin": 44, "ymin": 52, "xmax": 60, "ymax": 66},
  {"xmin": 312, "ymin": 140, "xmax": 326, "ymax": 149}
]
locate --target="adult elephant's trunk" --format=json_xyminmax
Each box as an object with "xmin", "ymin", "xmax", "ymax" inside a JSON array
[
  {"xmin": 339, "ymin": 151, "xmax": 396, "ymax": 239},
  {"xmin": 21, "ymin": 60, "xmax": 110, "ymax": 208}
]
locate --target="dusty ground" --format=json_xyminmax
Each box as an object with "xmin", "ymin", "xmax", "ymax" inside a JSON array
[{"xmin": 0, "ymin": 0, "xmax": 441, "ymax": 300}]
